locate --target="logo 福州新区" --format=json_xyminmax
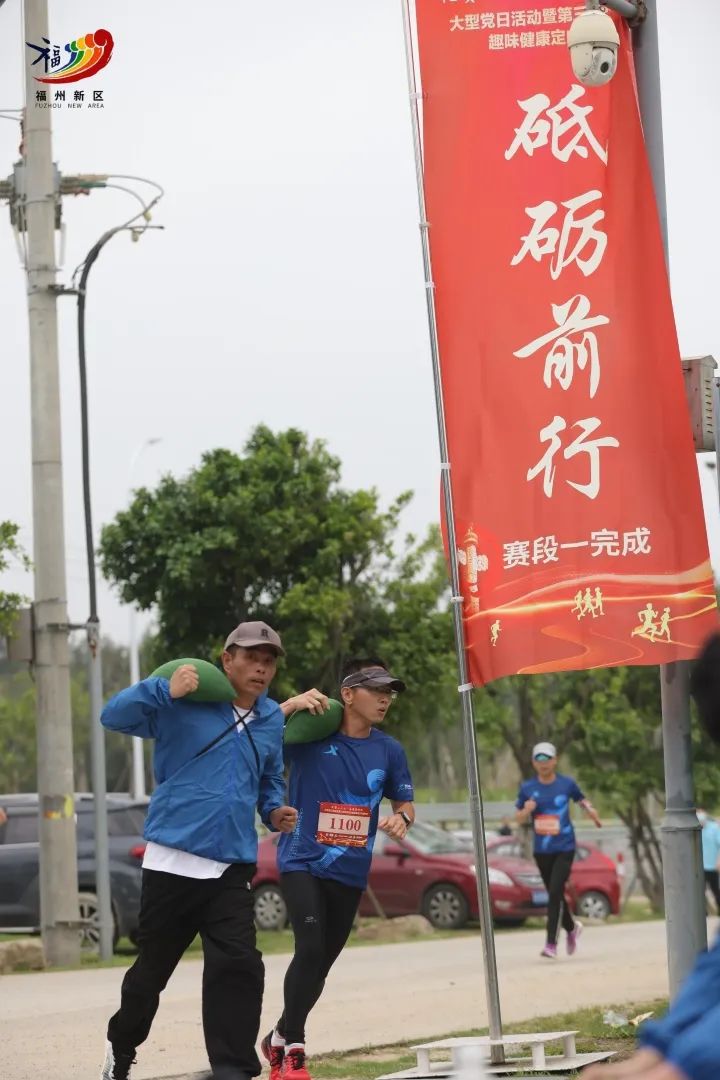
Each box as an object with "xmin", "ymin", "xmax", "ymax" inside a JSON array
[{"xmin": 26, "ymin": 29, "xmax": 114, "ymax": 84}]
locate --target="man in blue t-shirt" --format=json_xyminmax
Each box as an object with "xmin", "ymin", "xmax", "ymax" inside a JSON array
[
  {"xmin": 516, "ymin": 741, "xmax": 602, "ymax": 959},
  {"xmin": 261, "ymin": 657, "xmax": 415, "ymax": 1080}
]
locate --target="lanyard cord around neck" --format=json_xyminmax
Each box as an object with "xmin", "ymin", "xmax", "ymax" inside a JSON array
[{"xmin": 193, "ymin": 703, "xmax": 260, "ymax": 772}]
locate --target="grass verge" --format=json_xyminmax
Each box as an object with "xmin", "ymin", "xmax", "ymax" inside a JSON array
[{"xmin": 305, "ymin": 999, "xmax": 668, "ymax": 1079}]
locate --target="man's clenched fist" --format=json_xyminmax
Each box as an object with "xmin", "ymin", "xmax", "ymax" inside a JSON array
[
  {"xmin": 168, "ymin": 664, "xmax": 200, "ymax": 699},
  {"xmin": 270, "ymin": 806, "xmax": 298, "ymax": 834}
]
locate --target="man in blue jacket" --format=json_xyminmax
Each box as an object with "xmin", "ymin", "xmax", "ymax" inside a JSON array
[
  {"xmin": 99, "ymin": 621, "xmax": 301, "ymax": 1080},
  {"xmin": 583, "ymin": 631, "xmax": 720, "ymax": 1080}
]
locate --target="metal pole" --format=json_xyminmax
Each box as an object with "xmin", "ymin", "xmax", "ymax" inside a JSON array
[
  {"xmin": 401, "ymin": 0, "xmax": 504, "ymax": 1057},
  {"xmin": 129, "ymin": 606, "xmax": 146, "ymax": 798},
  {"xmin": 23, "ymin": 0, "xmax": 80, "ymax": 968},
  {"xmin": 713, "ymin": 378, "xmax": 720, "ymax": 494},
  {"xmin": 78, "ymin": 245, "xmax": 113, "ymax": 960},
  {"xmin": 127, "ymin": 436, "xmax": 160, "ymax": 800},
  {"xmin": 600, "ymin": 0, "xmax": 640, "ymax": 19},
  {"xmin": 633, "ymin": 0, "xmax": 707, "ymax": 996}
]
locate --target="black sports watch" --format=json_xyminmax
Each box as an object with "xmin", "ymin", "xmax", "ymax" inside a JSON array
[{"xmin": 398, "ymin": 810, "xmax": 412, "ymax": 829}]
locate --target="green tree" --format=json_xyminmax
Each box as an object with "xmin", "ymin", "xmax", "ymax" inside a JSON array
[
  {"xmin": 474, "ymin": 672, "xmax": 587, "ymax": 779},
  {"xmin": 98, "ymin": 426, "xmax": 414, "ymax": 697},
  {"xmin": 0, "ymin": 677, "xmax": 38, "ymax": 791},
  {"xmin": 0, "ymin": 521, "xmax": 30, "ymax": 638}
]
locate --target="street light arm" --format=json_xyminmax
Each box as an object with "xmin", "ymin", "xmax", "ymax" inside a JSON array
[{"xmin": 76, "ymin": 223, "xmax": 162, "ymax": 622}]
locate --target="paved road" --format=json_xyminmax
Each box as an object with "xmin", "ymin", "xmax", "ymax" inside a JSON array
[{"xmin": 4, "ymin": 919, "xmax": 712, "ymax": 1080}]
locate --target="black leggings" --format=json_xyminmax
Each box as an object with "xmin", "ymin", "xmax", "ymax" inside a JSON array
[
  {"xmin": 277, "ymin": 871, "xmax": 362, "ymax": 1045},
  {"xmin": 535, "ymin": 851, "xmax": 576, "ymax": 945},
  {"xmin": 705, "ymin": 870, "xmax": 720, "ymax": 913}
]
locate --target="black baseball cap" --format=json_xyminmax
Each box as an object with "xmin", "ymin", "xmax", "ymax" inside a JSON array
[{"xmin": 341, "ymin": 666, "xmax": 406, "ymax": 693}]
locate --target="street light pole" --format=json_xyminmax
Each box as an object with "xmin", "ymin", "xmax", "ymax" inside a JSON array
[
  {"xmin": 127, "ymin": 437, "xmax": 161, "ymax": 799},
  {"xmin": 631, "ymin": 0, "xmax": 707, "ymax": 997},
  {"xmin": 22, "ymin": 0, "xmax": 80, "ymax": 968}
]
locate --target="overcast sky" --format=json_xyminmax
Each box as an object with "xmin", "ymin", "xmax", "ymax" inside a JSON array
[{"xmin": 1, "ymin": 0, "xmax": 719, "ymax": 651}]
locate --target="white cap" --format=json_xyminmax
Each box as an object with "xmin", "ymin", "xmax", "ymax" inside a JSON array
[{"xmin": 532, "ymin": 741, "xmax": 557, "ymax": 760}]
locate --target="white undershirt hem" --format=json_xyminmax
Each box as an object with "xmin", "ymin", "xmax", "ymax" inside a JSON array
[{"xmin": 142, "ymin": 841, "xmax": 231, "ymax": 879}]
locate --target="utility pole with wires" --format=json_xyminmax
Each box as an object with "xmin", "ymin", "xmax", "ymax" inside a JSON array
[
  {"xmin": 1, "ymin": 0, "xmax": 164, "ymax": 963},
  {"xmin": 12, "ymin": 0, "xmax": 80, "ymax": 969}
]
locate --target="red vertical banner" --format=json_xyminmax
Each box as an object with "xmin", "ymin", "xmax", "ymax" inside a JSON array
[{"xmin": 413, "ymin": 1, "xmax": 718, "ymax": 686}]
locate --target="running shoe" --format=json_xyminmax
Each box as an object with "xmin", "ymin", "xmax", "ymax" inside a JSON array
[
  {"xmin": 567, "ymin": 919, "xmax": 583, "ymax": 956},
  {"xmin": 540, "ymin": 943, "xmax": 558, "ymax": 958},
  {"xmin": 261, "ymin": 1031, "xmax": 285, "ymax": 1080},
  {"xmin": 282, "ymin": 1047, "xmax": 313, "ymax": 1079},
  {"xmin": 100, "ymin": 1041, "xmax": 136, "ymax": 1080}
]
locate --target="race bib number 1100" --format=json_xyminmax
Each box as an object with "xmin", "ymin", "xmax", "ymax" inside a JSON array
[{"xmin": 316, "ymin": 802, "xmax": 370, "ymax": 848}]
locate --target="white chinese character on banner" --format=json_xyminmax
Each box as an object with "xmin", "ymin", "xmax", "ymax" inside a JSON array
[
  {"xmin": 481, "ymin": 12, "xmax": 496, "ymax": 27},
  {"xmin": 503, "ymin": 541, "xmax": 531, "ymax": 568},
  {"xmin": 513, "ymin": 294, "xmax": 609, "ymax": 398},
  {"xmin": 623, "ymin": 526, "xmax": 652, "ymax": 555},
  {"xmin": 558, "ymin": 6, "xmax": 573, "ymax": 21},
  {"xmin": 505, "ymin": 32, "xmax": 521, "ymax": 47},
  {"xmin": 527, "ymin": 416, "xmax": 620, "ymax": 499},
  {"xmin": 511, "ymin": 190, "xmax": 607, "ymax": 280},
  {"xmin": 512, "ymin": 10, "xmax": 527, "ymax": 25},
  {"xmin": 489, "ymin": 34, "xmax": 505, "ymax": 49},
  {"xmin": 532, "ymin": 535, "xmax": 560, "ymax": 564},
  {"xmin": 542, "ymin": 7, "xmax": 557, "ymax": 22},
  {"xmin": 520, "ymin": 32, "xmax": 536, "ymax": 47},
  {"xmin": 590, "ymin": 529, "xmax": 620, "ymax": 556},
  {"xmin": 465, "ymin": 14, "xmax": 480, "ymax": 28},
  {"xmin": 536, "ymin": 30, "xmax": 552, "ymax": 45},
  {"xmin": 505, "ymin": 84, "xmax": 607, "ymax": 165},
  {"xmin": 450, "ymin": 15, "xmax": 464, "ymax": 30},
  {"xmin": 497, "ymin": 11, "xmax": 511, "ymax": 27},
  {"xmin": 551, "ymin": 29, "xmax": 567, "ymax": 44},
  {"xmin": 526, "ymin": 10, "xmax": 542, "ymax": 26}
]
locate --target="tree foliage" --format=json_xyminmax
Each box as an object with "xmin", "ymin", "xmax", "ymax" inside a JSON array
[
  {"xmin": 0, "ymin": 521, "xmax": 30, "ymax": 638},
  {"xmin": 99, "ymin": 426, "xmax": 451, "ymax": 692}
]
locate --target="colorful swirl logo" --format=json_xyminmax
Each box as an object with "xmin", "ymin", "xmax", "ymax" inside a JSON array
[{"xmin": 27, "ymin": 29, "xmax": 114, "ymax": 85}]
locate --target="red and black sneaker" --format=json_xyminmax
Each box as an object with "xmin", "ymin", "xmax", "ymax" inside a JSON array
[
  {"xmin": 281, "ymin": 1047, "xmax": 312, "ymax": 1079},
  {"xmin": 260, "ymin": 1031, "xmax": 285, "ymax": 1080}
]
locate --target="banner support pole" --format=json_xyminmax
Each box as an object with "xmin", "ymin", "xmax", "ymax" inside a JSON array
[
  {"xmin": 400, "ymin": 0, "xmax": 504, "ymax": 1059},
  {"xmin": 632, "ymin": 1, "xmax": 707, "ymax": 998}
]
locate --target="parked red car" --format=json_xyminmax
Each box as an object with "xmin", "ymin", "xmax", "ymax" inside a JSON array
[
  {"xmin": 486, "ymin": 835, "xmax": 621, "ymax": 920},
  {"xmin": 252, "ymin": 820, "xmax": 550, "ymax": 931}
]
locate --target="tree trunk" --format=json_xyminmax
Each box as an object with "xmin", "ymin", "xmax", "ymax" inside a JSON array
[{"xmin": 620, "ymin": 802, "xmax": 664, "ymax": 913}]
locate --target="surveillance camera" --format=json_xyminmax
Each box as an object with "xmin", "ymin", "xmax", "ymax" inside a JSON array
[{"xmin": 568, "ymin": 9, "xmax": 620, "ymax": 88}]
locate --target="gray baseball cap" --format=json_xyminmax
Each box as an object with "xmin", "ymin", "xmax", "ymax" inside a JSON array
[
  {"xmin": 341, "ymin": 666, "xmax": 406, "ymax": 693},
  {"xmin": 224, "ymin": 621, "xmax": 285, "ymax": 656}
]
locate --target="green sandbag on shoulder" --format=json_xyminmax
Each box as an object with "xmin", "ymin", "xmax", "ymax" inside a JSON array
[
  {"xmin": 149, "ymin": 658, "xmax": 236, "ymax": 703},
  {"xmin": 284, "ymin": 698, "xmax": 343, "ymax": 744}
]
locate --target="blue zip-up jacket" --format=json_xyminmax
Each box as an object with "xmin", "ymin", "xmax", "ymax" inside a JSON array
[
  {"xmin": 101, "ymin": 676, "xmax": 286, "ymax": 863},
  {"xmin": 639, "ymin": 932, "xmax": 720, "ymax": 1080}
]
